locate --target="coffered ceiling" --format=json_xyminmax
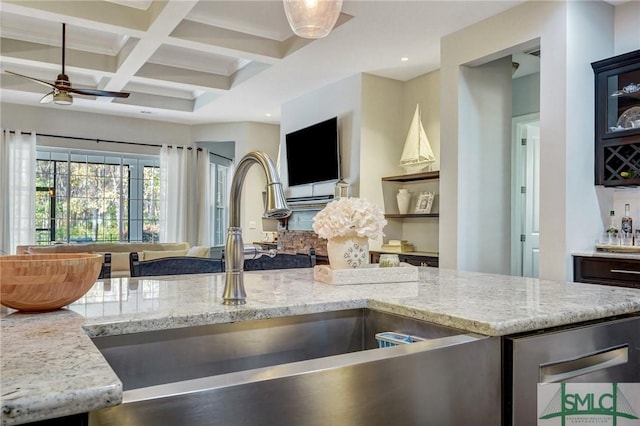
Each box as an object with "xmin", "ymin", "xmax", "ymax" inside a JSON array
[{"xmin": 0, "ymin": 0, "xmax": 531, "ymax": 125}]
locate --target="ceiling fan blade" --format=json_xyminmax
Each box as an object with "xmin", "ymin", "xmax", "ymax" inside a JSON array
[
  {"xmin": 6, "ymin": 70, "xmax": 56, "ymax": 89},
  {"xmin": 67, "ymin": 87, "xmax": 130, "ymax": 98},
  {"xmin": 40, "ymin": 92, "xmax": 54, "ymax": 104},
  {"xmin": 11, "ymin": 24, "xmax": 131, "ymax": 105}
]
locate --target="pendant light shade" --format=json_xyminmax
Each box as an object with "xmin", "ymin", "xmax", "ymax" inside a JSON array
[{"xmin": 283, "ymin": 0, "xmax": 343, "ymax": 39}]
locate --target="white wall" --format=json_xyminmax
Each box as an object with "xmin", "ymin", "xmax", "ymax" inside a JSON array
[
  {"xmin": 404, "ymin": 71, "xmax": 441, "ymax": 174},
  {"xmin": 513, "ymin": 73, "xmax": 541, "ymax": 118},
  {"xmin": 280, "ymin": 74, "xmax": 362, "ymax": 200},
  {"xmin": 0, "ymin": 103, "xmax": 190, "ymax": 155},
  {"xmin": 360, "ymin": 73, "xmax": 405, "ymax": 250},
  {"xmin": 397, "ymin": 71, "xmax": 441, "ymax": 254},
  {"xmin": 615, "ymin": 1, "xmax": 640, "ymax": 55},
  {"xmin": 440, "ymin": 0, "xmax": 616, "ymax": 282},
  {"xmin": 191, "ymin": 122, "xmax": 280, "ymax": 163},
  {"xmin": 191, "ymin": 122, "xmax": 281, "ymax": 244},
  {"xmin": 458, "ymin": 56, "xmax": 513, "ymax": 275},
  {"xmin": 564, "ymin": 0, "xmax": 616, "ymax": 279}
]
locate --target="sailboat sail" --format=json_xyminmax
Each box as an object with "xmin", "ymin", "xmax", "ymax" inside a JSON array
[{"xmin": 400, "ymin": 104, "xmax": 435, "ymax": 173}]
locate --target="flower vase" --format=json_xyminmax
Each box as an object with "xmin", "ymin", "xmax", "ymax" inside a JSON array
[
  {"xmin": 396, "ymin": 189, "xmax": 411, "ymax": 215},
  {"xmin": 326, "ymin": 235, "xmax": 369, "ymax": 269}
]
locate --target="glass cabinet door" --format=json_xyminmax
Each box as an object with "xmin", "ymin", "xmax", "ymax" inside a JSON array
[
  {"xmin": 592, "ymin": 49, "xmax": 640, "ymax": 186},
  {"xmin": 606, "ymin": 69, "xmax": 640, "ymax": 134}
]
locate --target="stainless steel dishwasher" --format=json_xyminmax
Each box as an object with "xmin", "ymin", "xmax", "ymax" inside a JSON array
[{"xmin": 504, "ymin": 314, "xmax": 640, "ymax": 425}]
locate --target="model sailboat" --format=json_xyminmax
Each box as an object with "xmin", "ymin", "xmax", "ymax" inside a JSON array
[{"xmin": 399, "ymin": 104, "xmax": 436, "ymax": 174}]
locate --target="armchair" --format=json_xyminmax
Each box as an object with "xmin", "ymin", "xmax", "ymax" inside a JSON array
[
  {"xmin": 243, "ymin": 248, "xmax": 316, "ymax": 271},
  {"xmin": 129, "ymin": 252, "xmax": 224, "ymax": 277},
  {"xmin": 99, "ymin": 253, "xmax": 111, "ymax": 279}
]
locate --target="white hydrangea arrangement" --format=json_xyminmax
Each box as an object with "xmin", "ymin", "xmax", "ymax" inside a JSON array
[{"xmin": 312, "ymin": 197, "xmax": 387, "ymax": 240}]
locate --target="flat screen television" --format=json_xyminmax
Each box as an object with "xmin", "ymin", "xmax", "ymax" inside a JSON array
[{"xmin": 285, "ymin": 116, "xmax": 340, "ymax": 187}]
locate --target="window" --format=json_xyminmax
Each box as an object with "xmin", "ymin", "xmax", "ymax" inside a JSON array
[
  {"xmin": 35, "ymin": 148, "xmax": 160, "ymax": 244},
  {"xmin": 210, "ymin": 154, "xmax": 231, "ymax": 246}
]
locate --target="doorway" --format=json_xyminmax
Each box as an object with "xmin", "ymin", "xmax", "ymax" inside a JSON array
[{"xmin": 511, "ymin": 113, "xmax": 540, "ymax": 278}]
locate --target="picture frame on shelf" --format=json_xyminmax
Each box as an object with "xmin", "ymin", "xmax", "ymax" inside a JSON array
[{"xmin": 414, "ymin": 191, "xmax": 434, "ymax": 213}]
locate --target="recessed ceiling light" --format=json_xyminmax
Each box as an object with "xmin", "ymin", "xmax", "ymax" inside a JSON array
[
  {"xmin": 265, "ymin": 113, "xmax": 272, "ymax": 117},
  {"xmin": 401, "ymin": 57, "xmax": 409, "ymax": 62}
]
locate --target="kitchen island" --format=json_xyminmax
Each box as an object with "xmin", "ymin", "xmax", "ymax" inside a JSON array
[{"xmin": 2, "ymin": 266, "xmax": 640, "ymax": 425}]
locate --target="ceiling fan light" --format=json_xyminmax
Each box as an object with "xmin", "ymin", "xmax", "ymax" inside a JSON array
[
  {"xmin": 283, "ymin": 0, "xmax": 343, "ymax": 39},
  {"xmin": 53, "ymin": 91, "xmax": 73, "ymax": 105}
]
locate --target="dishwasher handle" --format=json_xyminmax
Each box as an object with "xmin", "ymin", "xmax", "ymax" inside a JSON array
[{"xmin": 539, "ymin": 345, "xmax": 628, "ymax": 383}]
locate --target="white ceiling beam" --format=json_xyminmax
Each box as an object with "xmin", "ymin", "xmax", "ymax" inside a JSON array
[
  {"xmin": 98, "ymin": 0, "xmax": 199, "ymax": 100},
  {"xmin": 193, "ymin": 91, "xmax": 221, "ymax": 111},
  {"xmin": 169, "ymin": 20, "xmax": 285, "ymax": 62},
  {"xmin": 2, "ymin": 0, "xmax": 285, "ymax": 106},
  {"xmin": 0, "ymin": 0, "xmax": 152, "ymax": 33},
  {"xmin": 228, "ymin": 61, "xmax": 272, "ymax": 89},
  {"xmin": 112, "ymin": 91, "xmax": 195, "ymax": 112},
  {"xmin": 1, "ymin": 38, "xmax": 118, "ymax": 73},
  {"xmin": 134, "ymin": 63, "xmax": 230, "ymax": 91}
]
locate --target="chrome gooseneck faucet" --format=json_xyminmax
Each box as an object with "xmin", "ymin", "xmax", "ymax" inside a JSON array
[{"xmin": 223, "ymin": 151, "xmax": 291, "ymax": 305}]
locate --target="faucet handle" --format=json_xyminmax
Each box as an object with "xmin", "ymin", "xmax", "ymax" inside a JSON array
[{"xmin": 243, "ymin": 244, "xmax": 277, "ymax": 260}]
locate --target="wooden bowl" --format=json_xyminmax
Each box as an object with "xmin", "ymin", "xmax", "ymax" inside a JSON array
[{"xmin": 0, "ymin": 253, "xmax": 102, "ymax": 312}]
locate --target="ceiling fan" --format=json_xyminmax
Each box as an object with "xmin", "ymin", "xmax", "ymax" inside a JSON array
[{"xmin": 5, "ymin": 23, "xmax": 130, "ymax": 105}]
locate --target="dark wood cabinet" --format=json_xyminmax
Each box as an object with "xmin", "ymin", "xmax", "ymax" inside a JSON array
[
  {"xmin": 573, "ymin": 255, "xmax": 640, "ymax": 289},
  {"xmin": 591, "ymin": 49, "xmax": 640, "ymax": 187},
  {"xmin": 370, "ymin": 250, "xmax": 439, "ymax": 267}
]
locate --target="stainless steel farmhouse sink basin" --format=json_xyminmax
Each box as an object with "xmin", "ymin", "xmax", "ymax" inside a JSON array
[{"xmin": 89, "ymin": 308, "xmax": 501, "ymax": 426}]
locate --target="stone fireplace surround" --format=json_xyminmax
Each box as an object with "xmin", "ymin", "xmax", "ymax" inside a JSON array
[{"xmin": 277, "ymin": 230, "xmax": 327, "ymax": 257}]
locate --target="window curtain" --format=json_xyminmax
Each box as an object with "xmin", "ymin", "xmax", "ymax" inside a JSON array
[
  {"xmin": 196, "ymin": 149, "xmax": 211, "ymax": 246},
  {"xmin": 159, "ymin": 146, "xmax": 211, "ymax": 246},
  {"xmin": 0, "ymin": 130, "xmax": 36, "ymax": 254}
]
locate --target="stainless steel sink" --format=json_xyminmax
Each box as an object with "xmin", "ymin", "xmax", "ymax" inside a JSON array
[{"xmin": 90, "ymin": 308, "xmax": 501, "ymax": 426}]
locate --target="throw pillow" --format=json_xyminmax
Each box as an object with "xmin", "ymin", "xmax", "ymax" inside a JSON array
[
  {"xmin": 142, "ymin": 249, "xmax": 189, "ymax": 261},
  {"xmin": 187, "ymin": 246, "xmax": 210, "ymax": 257},
  {"xmin": 95, "ymin": 252, "xmax": 133, "ymax": 272}
]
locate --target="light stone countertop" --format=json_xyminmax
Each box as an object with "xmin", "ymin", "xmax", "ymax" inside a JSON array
[
  {"xmin": 573, "ymin": 250, "xmax": 640, "ymax": 260},
  {"xmin": 2, "ymin": 267, "xmax": 640, "ymax": 425}
]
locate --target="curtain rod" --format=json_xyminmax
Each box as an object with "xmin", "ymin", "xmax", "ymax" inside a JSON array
[
  {"xmin": 8, "ymin": 130, "xmax": 233, "ymax": 161},
  {"xmin": 12, "ymin": 130, "xmax": 189, "ymax": 149}
]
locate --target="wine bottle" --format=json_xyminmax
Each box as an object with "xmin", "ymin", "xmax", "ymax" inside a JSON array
[
  {"xmin": 607, "ymin": 210, "xmax": 618, "ymax": 234},
  {"xmin": 621, "ymin": 204, "xmax": 633, "ymax": 234}
]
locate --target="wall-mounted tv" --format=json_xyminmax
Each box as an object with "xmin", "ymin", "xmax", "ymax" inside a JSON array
[{"xmin": 285, "ymin": 116, "xmax": 340, "ymax": 187}]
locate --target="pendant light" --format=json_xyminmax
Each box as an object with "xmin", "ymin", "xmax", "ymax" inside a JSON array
[{"xmin": 283, "ymin": 0, "xmax": 343, "ymax": 39}]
